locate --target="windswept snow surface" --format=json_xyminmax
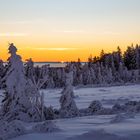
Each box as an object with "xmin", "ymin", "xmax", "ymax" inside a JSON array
[
  {"xmin": 43, "ymin": 84, "xmax": 140, "ymax": 109},
  {"xmin": 3, "ymin": 85, "xmax": 140, "ymax": 140}
]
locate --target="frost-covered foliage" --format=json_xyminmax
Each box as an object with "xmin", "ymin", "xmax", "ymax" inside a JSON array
[
  {"xmin": 111, "ymin": 101, "xmax": 140, "ymax": 113},
  {"xmin": 59, "ymin": 71, "xmax": 79, "ymax": 118},
  {"xmin": 0, "ymin": 120, "xmax": 26, "ymax": 140},
  {"xmin": 112, "ymin": 103, "xmax": 125, "ymax": 113},
  {"xmin": 32, "ymin": 121, "xmax": 60, "ymax": 133},
  {"xmin": 0, "ymin": 43, "xmax": 46, "ymax": 122},
  {"xmin": 124, "ymin": 101, "xmax": 140, "ymax": 112},
  {"xmin": 80, "ymin": 100, "xmax": 113, "ymax": 116}
]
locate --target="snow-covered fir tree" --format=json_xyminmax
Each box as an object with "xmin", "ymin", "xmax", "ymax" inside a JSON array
[
  {"xmin": 25, "ymin": 58, "xmax": 35, "ymax": 81},
  {"xmin": 0, "ymin": 60, "xmax": 4, "ymax": 88},
  {"xmin": 0, "ymin": 43, "xmax": 46, "ymax": 122},
  {"xmin": 59, "ymin": 70, "xmax": 79, "ymax": 118}
]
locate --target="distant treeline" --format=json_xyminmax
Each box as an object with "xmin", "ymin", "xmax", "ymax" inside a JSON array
[{"xmin": 0, "ymin": 44, "xmax": 140, "ymax": 88}]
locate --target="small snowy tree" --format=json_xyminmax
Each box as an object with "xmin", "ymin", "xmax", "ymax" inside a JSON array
[
  {"xmin": 0, "ymin": 43, "xmax": 46, "ymax": 122},
  {"xmin": 59, "ymin": 71, "xmax": 79, "ymax": 118}
]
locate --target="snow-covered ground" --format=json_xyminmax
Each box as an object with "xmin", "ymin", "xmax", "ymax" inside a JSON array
[
  {"xmin": 2, "ymin": 84, "xmax": 140, "ymax": 140},
  {"xmin": 43, "ymin": 84, "xmax": 140, "ymax": 109}
]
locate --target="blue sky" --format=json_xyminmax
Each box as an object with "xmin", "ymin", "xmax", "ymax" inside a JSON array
[
  {"xmin": 0, "ymin": 0, "xmax": 139, "ymax": 37},
  {"xmin": 0, "ymin": 0, "xmax": 139, "ymax": 24}
]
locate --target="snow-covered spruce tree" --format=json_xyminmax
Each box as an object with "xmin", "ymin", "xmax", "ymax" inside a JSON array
[
  {"xmin": 0, "ymin": 43, "xmax": 46, "ymax": 122},
  {"xmin": 25, "ymin": 58, "xmax": 35, "ymax": 81},
  {"xmin": 59, "ymin": 70, "xmax": 79, "ymax": 118},
  {"xmin": 0, "ymin": 59, "xmax": 5, "ymax": 89}
]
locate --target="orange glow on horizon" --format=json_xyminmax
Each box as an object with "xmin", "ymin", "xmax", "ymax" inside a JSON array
[
  {"xmin": 0, "ymin": 32, "xmax": 140, "ymax": 62},
  {"xmin": 0, "ymin": 41, "xmax": 138, "ymax": 62}
]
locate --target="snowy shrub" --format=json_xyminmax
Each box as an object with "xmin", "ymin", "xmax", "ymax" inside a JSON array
[
  {"xmin": 124, "ymin": 101, "xmax": 140, "ymax": 113},
  {"xmin": 32, "ymin": 121, "xmax": 60, "ymax": 133},
  {"xmin": 80, "ymin": 106, "xmax": 113, "ymax": 116},
  {"xmin": 125, "ymin": 101, "xmax": 138, "ymax": 106},
  {"xmin": 123, "ymin": 101, "xmax": 138, "ymax": 112},
  {"xmin": 111, "ymin": 101, "xmax": 140, "ymax": 114},
  {"xmin": 88, "ymin": 100, "xmax": 103, "ymax": 113},
  {"xmin": 97, "ymin": 108, "xmax": 113, "ymax": 115},
  {"xmin": 112, "ymin": 103, "xmax": 125, "ymax": 113},
  {"xmin": 0, "ymin": 120, "xmax": 26, "ymax": 140}
]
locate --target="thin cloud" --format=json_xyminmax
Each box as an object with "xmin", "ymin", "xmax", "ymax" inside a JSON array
[
  {"xmin": 53, "ymin": 30, "xmax": 85, "ymax": 33},
  {"xmin": 97, "ymin": 31, "xmax": 120, "ymax": 35},
  {"xmin": 34, "ymin": 47, "xmax": 78, "ymax": 51},
  {"xmin": 0, "ymin": 33, "xmax": 28, "ymax": 37},
  {"xmin": 0, "ymin": 19, "xmax": 45, "ymax": 25}
]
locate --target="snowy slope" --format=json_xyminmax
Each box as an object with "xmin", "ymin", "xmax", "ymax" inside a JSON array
[
  {"xmin": 12, "ymin": 114, "xmax": 140, "ymax": 140},
  {"xmin": 2, "ymin": 84, "xmax": 140, "ymax": 140}
]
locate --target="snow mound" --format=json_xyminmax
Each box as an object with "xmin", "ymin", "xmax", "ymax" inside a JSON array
[
  {"xmin": 110, "ymin": 113, "xmax": 135, "ymax": 123},
  {"xmin": 0, "ymin": 120, "xmax": 26, "ymax": 140},
  {"xmin": 32, "ymin": 121, "xmax": 61, "ymax": 133}
]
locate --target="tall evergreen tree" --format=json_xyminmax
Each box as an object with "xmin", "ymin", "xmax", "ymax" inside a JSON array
[
  {"xmin": 0, "ymin": 43, "xmax": 46, "ymax": 122},
  {"xmin": 124, "ymin": 45, "xmax": 136, "ymax": 70}
]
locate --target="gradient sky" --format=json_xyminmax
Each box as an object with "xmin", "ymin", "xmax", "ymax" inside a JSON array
[{"xmin": 0, "ymin": 0, "xmax": 140, "ymax": 61}]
